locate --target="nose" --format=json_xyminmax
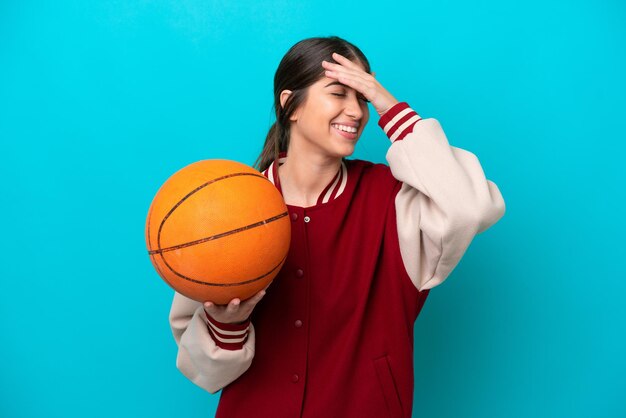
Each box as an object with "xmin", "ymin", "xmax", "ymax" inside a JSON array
[{"xmin": 344, "ymin": 93, "xmax": 364, "ymax": 120}]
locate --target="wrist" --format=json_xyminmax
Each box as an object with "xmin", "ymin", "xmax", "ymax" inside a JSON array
[
  {"xmin": 377, "ymin": 102, "xmax": 422, "ymax": 143},
  {"xmin": 377, "ymin": 99, "xmax": 400, "ymax": 117},
  {"xmin": 204, "ymin": 309, "xmax": 251, "ymax": 328},
  {"xmin": 204, "ymin": 310, "xmax": 251, "ymax": 350}
]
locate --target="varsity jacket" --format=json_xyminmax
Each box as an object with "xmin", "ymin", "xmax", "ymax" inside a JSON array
[{"xmin": 169, "ymin": 102, "xmax": 506, "ymax": 418}]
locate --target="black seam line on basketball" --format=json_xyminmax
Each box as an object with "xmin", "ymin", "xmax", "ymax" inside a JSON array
[
  {"xmin": 148, "ymin": 211, "xmax": 288, "ymax": 255},
  {"xmin": 150, "ymin": 253, "xmax": 174, "ymax": 288},
  {"xmin": 156, "ymin": 172, "xmax": 269, "ymax": 252},
  {"xmin": 159, "ymin": 252, "xmax": 286, "ymax": 287},
  {"xmin": 146, "ymin": 205, "xmax": 153, "ymax": 251}
]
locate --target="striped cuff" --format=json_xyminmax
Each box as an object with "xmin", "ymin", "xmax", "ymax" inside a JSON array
[
  {"xmin": 378, "ymin": 102, "xmax": 422, "ymax": 143},
  {"xmin": 204, "ymin": 310, "xmax": 251, "ymax": 351}
]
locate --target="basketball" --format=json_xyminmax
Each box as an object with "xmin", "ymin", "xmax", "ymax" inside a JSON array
[{"xmin": 145, "ymin": 159, "xmax": 291, "ymax": 304}]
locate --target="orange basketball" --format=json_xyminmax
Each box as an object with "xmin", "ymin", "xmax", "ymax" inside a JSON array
[{"xmin": 145, "ymin": 159, "xmax": 291, "ymax": 304}]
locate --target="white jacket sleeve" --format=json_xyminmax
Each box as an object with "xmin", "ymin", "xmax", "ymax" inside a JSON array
[
  {"xmin": 169, "ymin": 291, "xmax": 256, "ymax": 394},
  {"xmin": 380, "ymin": 102, "xmax": 506, "ymax": 291}
]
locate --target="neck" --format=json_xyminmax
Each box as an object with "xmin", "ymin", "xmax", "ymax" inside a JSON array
[{"xmin": 278, "ymin": 142, "xmax": 342, "ymax": 208}]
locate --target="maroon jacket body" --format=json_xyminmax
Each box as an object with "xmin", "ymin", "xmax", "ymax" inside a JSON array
[{"xmin": 216, "ymin": 159, "xmax": 429, "ymax": 418}]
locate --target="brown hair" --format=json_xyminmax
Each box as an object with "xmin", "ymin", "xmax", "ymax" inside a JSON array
[{"xmin": 254, "ymin": 36, "xmax": 371, "ymax": 172}]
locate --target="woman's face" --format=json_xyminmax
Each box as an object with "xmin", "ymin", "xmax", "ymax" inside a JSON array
[{"xmin": 283, "ymin": 61, "xmax": 370, "ymax": 159}]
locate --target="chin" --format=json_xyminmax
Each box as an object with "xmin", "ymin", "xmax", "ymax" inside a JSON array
[{"xmin": 334, "ymin": 144, "xmax": 356, "ymax": 158}]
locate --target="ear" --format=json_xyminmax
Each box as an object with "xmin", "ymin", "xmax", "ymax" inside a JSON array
[
  {"xmin": 279, "ymin": 89, "xmax": 292, "ymax": 110},
  {"xmin": 280, "ymin": 89, "xmax": 300, "ymax": 122}
]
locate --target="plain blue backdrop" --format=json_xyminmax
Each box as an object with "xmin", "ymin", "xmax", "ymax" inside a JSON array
[{"xmin": 1, "ymin": 1, "xmax": 624, "ymax": 417}]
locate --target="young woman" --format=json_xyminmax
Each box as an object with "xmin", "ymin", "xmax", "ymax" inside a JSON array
[{"xmin": 169, "ymin": 36, "xmax": 505, "ymax": 418}]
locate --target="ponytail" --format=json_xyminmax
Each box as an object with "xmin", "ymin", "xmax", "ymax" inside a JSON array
[
  {"xmin": 254, "ymin": 101, "xmax": 293, "ymax": 172},
  {"xmin": 254, "ymin": 122, "xmax": 287, "ymax": 172}
]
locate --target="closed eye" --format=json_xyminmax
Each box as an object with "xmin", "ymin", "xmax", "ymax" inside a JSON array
[{"xmin": 331, "ymin": 93, "xmax": 370, "ymax": 103}]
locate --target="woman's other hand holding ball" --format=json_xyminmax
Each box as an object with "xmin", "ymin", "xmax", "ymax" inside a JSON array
[{"xmin": 204, "ymin": 287, "xmax": 268, "ymax": 324}]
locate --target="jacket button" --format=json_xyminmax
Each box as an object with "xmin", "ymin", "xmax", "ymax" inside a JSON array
[
  {"xmin": 295, "ymin": 269, "xmax": 304, "ymax": 277},
  {"xmin": 304, "ymin": 216, "xmax": 311, "ymax": 223},
  {"xmin": 292, "ymin": 374, "xmax": 299, "ymax": 383},
  {"xmin": 294, "ymin": 320, "xmax": 303, "ymax": 328},
  {"xmin": 291, "ymin": 213, "xmax": 298, "ymax": 221}
]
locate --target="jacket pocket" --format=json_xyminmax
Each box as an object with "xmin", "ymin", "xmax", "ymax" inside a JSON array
[{"xmin": 373, "ymin": 355, "xmax": 404, "ymax": 418}]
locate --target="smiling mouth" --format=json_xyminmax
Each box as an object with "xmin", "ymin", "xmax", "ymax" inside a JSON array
[
  {"xmin": 331, "ymin": 123, "xmax": 358, "ymax": 133},
  {"xmin": 331, "ymin": 124, "xmax": 358, "ymax": 139}
]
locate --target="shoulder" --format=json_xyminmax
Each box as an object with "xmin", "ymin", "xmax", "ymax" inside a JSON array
[
  {"xmin": 344, "ymin": 158, "xmax": 401, "ymax": 204},
  {"xmin": 345, "ymin": 158, "xmax": 397, "ymax": 185}
]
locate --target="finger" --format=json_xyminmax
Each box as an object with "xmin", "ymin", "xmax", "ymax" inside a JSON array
[
  {"xmin": 241, "ymin": 289, "xmax": 266, "ymax": 308},
  {"xmin": 323, "ymin": 63, "xmax": 367, "ymax": 83},
  {"xmin": 203, "ymin": 302, "xmax": 221, "ymax": 320},
  {"xmin": 329, "ymin": 53, "xmax": 374, "ymax": 81},
  {"xmin": 331, "ymin": 52, "xmax": 363, "ymax": 71},
  {"xmin": 254, "ymin": 289, "xmax": 267, "ymax": 301},
  {"xmin": 324, "ymin": 70, "xmax": 372, "ymax": 97},
  {"xmin": 322, "ymin": 60, "xmax": 368, "ymax": 79},
  {"xmin": 323, "ymin": 61, "xmax": 373, "ymax": 87},
  {"xmin": 225, "ymin": 298, "xmax": 241, "ymax": 314}
]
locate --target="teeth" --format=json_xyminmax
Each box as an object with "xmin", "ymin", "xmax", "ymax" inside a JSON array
[{"xmin": 332, "ymin": 124, "xmax": 357, "ymax": 133}]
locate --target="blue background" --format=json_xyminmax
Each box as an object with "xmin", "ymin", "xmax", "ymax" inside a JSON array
[{"xmin": 1, "ymin": 1, "xmax": 624, "ymax": 417}]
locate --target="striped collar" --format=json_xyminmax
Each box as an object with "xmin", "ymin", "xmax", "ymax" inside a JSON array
[{"xmin": 262, "ymin": 152, "xmax": 349, "ymax": 206}]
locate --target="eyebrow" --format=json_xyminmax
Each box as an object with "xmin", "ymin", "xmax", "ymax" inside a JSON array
[{"xmin": 325, "ymin": 81, "xmax": 348, "ymax": 88}]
